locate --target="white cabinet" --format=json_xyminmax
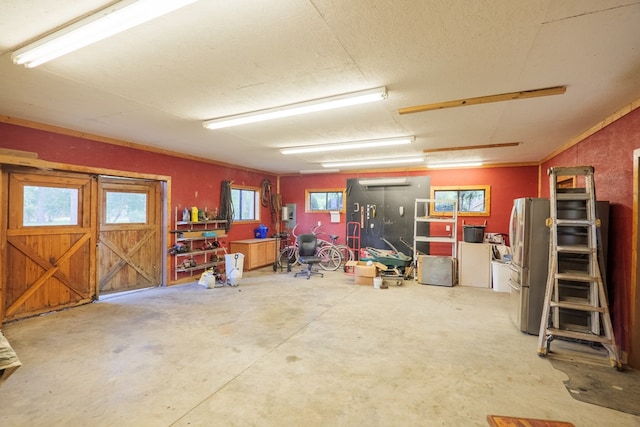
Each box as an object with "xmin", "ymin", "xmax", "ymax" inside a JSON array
[{"xmin": 458, "ymin": 242, "xmax": 492, "ymax": 287}]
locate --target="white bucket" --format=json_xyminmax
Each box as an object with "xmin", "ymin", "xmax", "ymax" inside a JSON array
[
  {"xmin": 225, "ymin": 253, "xmax": 244, "ymax": 286},
  {"xmin": 373, "ymin": 277, "xmax": 382, "ymax": 289}
]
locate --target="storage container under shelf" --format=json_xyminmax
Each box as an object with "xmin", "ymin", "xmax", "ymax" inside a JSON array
[{"xmin": 417, "ymin": 255, "xmax": 456, "ymax": 286}]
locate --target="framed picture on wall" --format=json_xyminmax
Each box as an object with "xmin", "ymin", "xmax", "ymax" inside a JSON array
[{"xmin": 431, "ymin": 185, "xmax": 490, "ymax": 216}]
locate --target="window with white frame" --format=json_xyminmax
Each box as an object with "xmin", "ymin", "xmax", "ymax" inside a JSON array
[{"xmin": 231, "ymin": 186, "xmax": 261, "ymax": 221}]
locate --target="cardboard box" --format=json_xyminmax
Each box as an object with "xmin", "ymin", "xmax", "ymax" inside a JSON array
[
  {"xmin": 346, "ymin": 261, "xmax": 387, "ymax": 285},
  {"xmin": 354, "ymin": 275, "xmax": 374, "ymax": 285}
]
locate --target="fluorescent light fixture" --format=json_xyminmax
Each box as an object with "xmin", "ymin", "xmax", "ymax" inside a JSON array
[
  {"xmin": 299, "ymin": 169, "xmax": 340, "ymax": 174},
  {"xmin": 280, "ymin": 136, "xmax": 414, "ymax": 155},
  {"xmin": 12, "ymin": 0, "xmax": 198, "ymax": 68},
  {"xmin": 322, "ymin": 156, "xmax": 424, "ymax": 168},
  {"xmin": 203, "ymin": 87, "xmax": 388, "ymax": 130},
  {"xmin": 358, "ymin": 178, "xmax": 408, "ymax": 187},
  {"xmin": 427, "ymin": 162, "xmax": 484, "ymax": 168}
]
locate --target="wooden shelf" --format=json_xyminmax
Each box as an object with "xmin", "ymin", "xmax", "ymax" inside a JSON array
[
  {"xmin": 171, "ymin": 207, "xmax": 227, "ymax": 282},
  {"xmin": 174, "ymin": 248, "xmax": 225, "ymax": 257},
  {"xmin": 176, "ymin": 260, "xmax": 224, "ymax": 273},
  {"xmin": 176, "ymin": 235, "xmax": 227, "ymax": 242}
]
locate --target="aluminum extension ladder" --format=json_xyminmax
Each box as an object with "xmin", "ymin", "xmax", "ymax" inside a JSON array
[{"xmin": 537, "ymin": 166, "xmax": 622, "ymax": 369}]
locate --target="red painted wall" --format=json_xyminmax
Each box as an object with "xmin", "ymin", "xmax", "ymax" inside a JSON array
[
  {"xmin": 0, "ymin": 122, "xmax": 277, "ymax": 282},
  {"xmin": 278, "ymin": 165, "xmax": 539, "ymax": 249},
  {"xmin": 541, "ymin": 107, "xmax": 640, "ymax": 356}
]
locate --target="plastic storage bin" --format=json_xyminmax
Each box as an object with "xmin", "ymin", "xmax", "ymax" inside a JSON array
[
  {"xmin": 254, "ymin": 224, "xmax": 268, "ymax": 238},
  {"xmin": 463, "ymin": 225, "xmax": 485, "ymax": 243},
  {"xmin": 491, "ymin": 260, "xmax": 511, "ymax": 292}
]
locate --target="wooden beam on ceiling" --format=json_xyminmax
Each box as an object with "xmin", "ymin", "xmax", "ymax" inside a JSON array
[
  {"xmin": 423, "ymin": 142, "xmax": 521, "ymax": 153},
  {"xmin": 398, "ymin": 86, "xmax": 566, "ymax": 115}
]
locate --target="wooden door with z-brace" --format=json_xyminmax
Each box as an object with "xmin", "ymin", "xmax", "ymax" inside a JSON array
[
  {"xmin": 97, "ymin": 177, "xmax": 163, "ymax": 295},
  {"xmin": 3, "ymin": 169, "xmax": 96, "ymax": 322}
]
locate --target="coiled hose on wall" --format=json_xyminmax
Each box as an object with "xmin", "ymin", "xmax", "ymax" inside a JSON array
[
  {"xmin": 220, "ymin": 180, "xmax": 234, "ymax": 233},
  {"xmin": 261, "ymin": 179, "xmax": 272, "ymax": 208}
]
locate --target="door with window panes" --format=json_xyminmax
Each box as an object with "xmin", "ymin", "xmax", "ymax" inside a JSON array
[
  {"xmin": 3, "ymin": 169, "xmax": 96, "ymax": 322},
  {"xmin": 97, "ymin": 177, "xmax": 162, "ymax": 295}
]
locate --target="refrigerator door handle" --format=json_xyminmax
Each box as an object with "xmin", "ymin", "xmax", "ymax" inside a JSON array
[{"xmin": 508, "ymin": 202, "xmax": 516, "ymax": 253}]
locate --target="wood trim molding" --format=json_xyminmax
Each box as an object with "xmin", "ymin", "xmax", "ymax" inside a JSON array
[
  {"xmin": 0, "ymin": 154, "xmax": 168, "ymax": 182},
  {"xmin": 423, "ymin": 142, "xmax": 521, "ymax": 153},
  {"xmin": 398, "ymin": 86, "xmax": 566, "ymax": 115},
  {"xmin": 630, "ymin": 148, "xmax": 640, "ymax": 368},
  {"xmin": 541, "ymin": 98, "xmax": 640, "ymax": 163}
]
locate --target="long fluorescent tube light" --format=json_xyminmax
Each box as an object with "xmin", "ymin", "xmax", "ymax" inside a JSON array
[
  {"xmin": 12, "ymin": 0, "xmax": 198, "ymax": 68},
  {"xmin": 427, "ymin": 162, "xmax": 484, "ymax": 168},
  {"xmin": 280, "ymin": 136, "xmax": 414, "ymax": 155},
  {"xmin": 358, "ymin": 178, "xmax": 408, "ymax": 187},
  {"xmin": 299, "ymin": 169, "xmax": 340, "ymax": 174},
  {"xmin": 203, "ymin": 87, "xmax": 388, "ymax": 130},
  {"xmin": 322, "ymin": 156, "xmax": 424, "ymax": 168}
]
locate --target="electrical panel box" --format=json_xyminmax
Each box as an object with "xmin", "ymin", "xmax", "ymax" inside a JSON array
[{"xmin": 285, "ymin": 203, "xmax": 296, "ymax": 230}]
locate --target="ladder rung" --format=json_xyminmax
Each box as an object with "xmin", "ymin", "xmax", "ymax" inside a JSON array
[
  {"xmin": 558, "ymin": 283, "xmax": 592, "ymax": 293},
  {"xmin": 556, "ymin": 192, "xmax": 590, "ymax": 201},
  {"xmin": 550, "ymin": 301, "xmax": 604, "ymax": 312},
  {"xmin": 544, "ymin": 327, "xmax": 612, "ymax": 344},
  {"xmin": 555, "ymin": 219, "xmax": 592, "ymax": 226},
  {"xmin": 555, "ymin": 272, "xmax": 597, "ymax": 282},
  {"xmin": 551, "ymin": 166, "xmax": 594, "ymax": 176},
  {"xmin": 556, "ymin": 245, "xmax": 594, "ymax": 254}
]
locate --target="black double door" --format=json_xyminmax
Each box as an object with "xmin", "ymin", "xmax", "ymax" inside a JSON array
[{"xmin": 345, "ymin": 176, "xmax": 430, "ymax": 257}]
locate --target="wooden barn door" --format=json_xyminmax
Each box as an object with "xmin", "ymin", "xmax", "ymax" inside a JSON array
[
  {"xmin": 97, "ymin": 177, "xmax": 162, "ymax": 295},
  {"xmin": 3, "ymin": 169, "xmax": 96, "ymax": 322}
]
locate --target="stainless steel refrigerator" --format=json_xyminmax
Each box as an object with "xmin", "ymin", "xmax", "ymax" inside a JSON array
[{"xmin": 508, "ymin": 198, "xmax": 550, "ymax": 335}]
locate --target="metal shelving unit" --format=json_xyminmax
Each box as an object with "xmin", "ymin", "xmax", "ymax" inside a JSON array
[
  {"xmin": 413, "ymin": 198, "xmax": 458, "ymax": 286},
  {"xmin": 414, "ymin": 198, "xmax": 458, "ymax": 256}
]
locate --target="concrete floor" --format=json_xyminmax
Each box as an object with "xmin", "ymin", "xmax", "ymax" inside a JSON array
[{"xmin": 1, "ymin": 268, "xmax": 638, "ymax": 427}]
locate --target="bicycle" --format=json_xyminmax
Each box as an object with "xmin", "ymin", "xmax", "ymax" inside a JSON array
[
  {"xmin": 311, "ymin": 225, "xmax": 355, "ymax": 268},
  {"xmin": 276, "ymin": 224, "xmax": 343, "ymax": 271},
  {"xmin": 275, "ymin": 224, "xmax": 300, "ymax": 272}
]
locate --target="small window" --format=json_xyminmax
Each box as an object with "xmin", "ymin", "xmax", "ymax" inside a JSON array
[
  {"xmin": 105, "ymin": 191, "xmax": 147, "ymax": 224},
  {"xmin": 431, "ymin": 185, "xmax": 490, "ymax": 216},
  {"xmin": 23, "ymin": 185, "xmax": 79, "ymax": 226},
  {"xmin": 231, "ymin": 186, "xmax": 260, "ymax": 221},
  {"xmin": 305, "ymin": 189, "xmax": 345, "ymax": 213}
]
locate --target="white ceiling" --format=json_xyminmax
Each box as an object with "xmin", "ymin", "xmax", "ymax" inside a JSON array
[{"xmin": 1, "ymin": 0, "xmax": 639, "ymax": 174}]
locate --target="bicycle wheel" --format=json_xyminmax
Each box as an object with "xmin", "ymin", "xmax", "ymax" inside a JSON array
[
  {"xmin": 317, "ymin": 246, "xmax": 341, "ymax": 271},
  {"xmin": 276, "ymin": 246, "xmax": 299, "ymax": 271},
  {"xmin": 335, "ymin": 244, "xmax": 355, "ymax": 266}
]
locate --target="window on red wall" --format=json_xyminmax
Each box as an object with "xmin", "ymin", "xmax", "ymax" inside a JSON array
[
  {"xmin": 231, "ymin": 185, "xmax": 261, "ymax": 221},
  {"xmin": 305, "ymin": 188, "xmax": 345, "ymax": 213}
]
